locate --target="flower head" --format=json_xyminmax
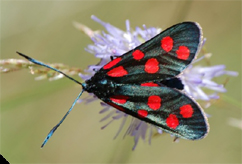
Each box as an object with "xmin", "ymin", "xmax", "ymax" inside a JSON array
[
  {"xmin": 75, "ymin": 16, "xmax": 238, "ymax": 150},
  {"xmin": 180, "ymin": 55, "xmax": 238, "ymax": 101},
  {"xmin": 79, "ymin": 15, "xmax": 161, "ymax": 80}
]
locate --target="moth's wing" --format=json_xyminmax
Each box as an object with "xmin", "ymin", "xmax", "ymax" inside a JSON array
[
  {"xmin": 96, "ymin": 22, "xmax": 202, "ymax": 84},
  {"xmin": 103, "ymin": 84, "xmax": 209, "ymax": 140}
]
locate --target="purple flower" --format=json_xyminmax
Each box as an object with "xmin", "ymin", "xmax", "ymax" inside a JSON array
[
  {"xmin": 180, "ymin": 55, "xmax": 238, "ymax": 101},
  {"xmin": 79, "ymin": 15, "xmax": 161, "ymax": 80},
  {"xmin": 76, "ymin": 16, "xmax": 238, "ymax": 150}
]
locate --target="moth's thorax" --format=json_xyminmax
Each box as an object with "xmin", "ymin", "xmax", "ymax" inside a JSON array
[{"xmin": 84, "ymin": 75, "xmax": 116, "ymax": 98}]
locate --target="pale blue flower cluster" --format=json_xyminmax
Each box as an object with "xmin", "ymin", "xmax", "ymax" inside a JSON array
[{"xmin": 79, "ymin": 16, "xmax": 238, "ymax": 150}]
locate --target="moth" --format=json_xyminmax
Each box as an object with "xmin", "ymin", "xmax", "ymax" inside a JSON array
[{"xmin": 17, "ymin": 21, "xmax": 209, "ymax": 148}]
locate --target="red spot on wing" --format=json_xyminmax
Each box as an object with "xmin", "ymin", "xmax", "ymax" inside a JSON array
[
  {"xmin": 103, "ymin": 57, "xmax": 121, "ymax": 69},
  {"xmin": 110, "ymin": 95, "xmax": 129, "ymax": 104},
  {"xmin": 180, "ymin": 104, "xmax": 194, "ymax": 118},
  {"xmin": 145, "ymin": 58, "xmax": 159, "ymax": 74},
  {"xmin": 107, "ymin": 66, "xmax": 128, "ymax": 77},
  {"xmin": 138, "ymin": 109, "xmax": 148, "ymax": 118},
  {"xmin": 166, "ymin": 114, "xmax": 179, "ymax": 129},
  {"xmin": 176, "ymin": 46, "xmax": 190, "ymax": 60},
  {"xmin": 141, "ymin": 82, "xmax": 159, "ymax": 87},
  {"xmin": 107, "ymin": 102, "xmax": 125, "ymax": 111},
  {"xmin": 147, "ymin": 95, "xmax": 162, "ymax": 110},
  {"xmin": 161, "ymin": 36, "xmax": 173, "ymax": 52},
  {"xmin": 132, "ymin": 49, "xmax": 144, "ymax": 60}
]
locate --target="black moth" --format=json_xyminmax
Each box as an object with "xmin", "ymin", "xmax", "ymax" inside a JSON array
[{"xmin": 17, "ymin": 22, "xmax": 209, "ymax": 148}]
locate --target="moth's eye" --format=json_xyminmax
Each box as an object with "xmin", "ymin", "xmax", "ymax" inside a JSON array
[{"xmin": 100, "ymin": 79, "xmax": 108, "ymax": 85}]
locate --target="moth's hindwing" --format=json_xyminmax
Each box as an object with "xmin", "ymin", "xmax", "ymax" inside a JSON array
[
  {"xmin": 105, "ymin": 83, "xmax": 209, "ymax": 140},
  {"xmin": 98, "ymin": 22, "xmax": 202, "ymax": 84}
]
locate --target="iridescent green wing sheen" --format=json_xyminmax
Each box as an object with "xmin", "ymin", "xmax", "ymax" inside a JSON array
[
  {"xmin": 104, "ymin": 84, "xmax": 209, "ymax": 140},
  {"xmin": 96, "ymin": 22, "xmax": 202, "ymax": 84}
]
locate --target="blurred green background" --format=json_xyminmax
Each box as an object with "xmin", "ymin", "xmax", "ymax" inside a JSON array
[{"xmin": 1, "ymin": 1, "xmax": 241, "ymax": 163}]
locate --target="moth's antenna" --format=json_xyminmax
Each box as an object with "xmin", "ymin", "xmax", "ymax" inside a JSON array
[
  {"xmin": 16, "ymin": 51, "xmax": 84, "ymax": 88},
  {"xmin": 41, "ymin": 90, "xmax": 84, "ymax": 148},
  {"xmin": 16, "ymin": 51, "xmax": 85, "ymax": 148}
]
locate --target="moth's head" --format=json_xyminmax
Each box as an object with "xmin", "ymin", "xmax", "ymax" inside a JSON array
[{"xmin": 85, "ymin": 76, "xmax": 116, "ymax": 96}]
